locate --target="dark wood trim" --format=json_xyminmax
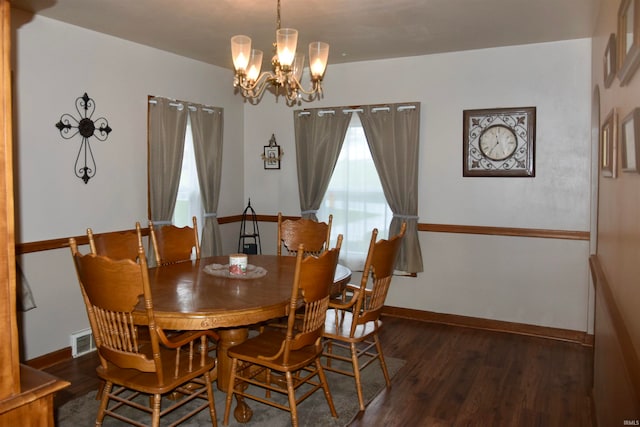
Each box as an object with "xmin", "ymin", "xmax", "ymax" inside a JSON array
[
  {"xmin": 217, "ymin": 214, "xmax": 243, "ymax": 224},
  {"xmin": 420, "ymin": 223, "xmax": 590, "ymax": 241},
  {"xmin": 224, "ymin": 214, "xmax": 294, "ymax": 223},
  {"xmin": 24, "ymin": 347, "xmax": 72, "ymax": 371},
  {"xmin": 16, "ymin": 227, "xmax": 151, "ymax": 255},
  {"xmin": 589, "ymin": 254, "xmax": 640, "ymax": 402},
  {"xmin": 250, "ymin": 217, "xmax": 589, "ymax": 242},
  {"xmin": 15, "ymin": 217, "xmax": 590, "ymax": 255},
  {"xmin": 382, "ymin": 305, "xmax": 594, "ymax": 346},
  {"xmin": 16, "ymin": 236, "xmax": 87, "ymax": 254}
]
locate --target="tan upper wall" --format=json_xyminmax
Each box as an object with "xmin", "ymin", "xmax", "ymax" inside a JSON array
[
  {"xmin": 592, "ymin": 0, "xmax": 640, "ymax": 373},
  {"xmin": 591, "ymin": 0, "xmax": 640, "ymax": 422}
]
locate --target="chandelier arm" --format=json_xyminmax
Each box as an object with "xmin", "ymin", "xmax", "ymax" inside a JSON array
[
  {"xmin": 243, "ymin": 79, "xmax": 272, "ymax": 99},
  {"xmin": 236, "ymin": 71, "xmax": 275, "ymax": 92},
  {"xmin": 241, "ymin": 72, "xmax": 275, "ymax": 98},
  {"xmin": 288, "ymin": 75, "xmax": 322, "ymax": 96}
]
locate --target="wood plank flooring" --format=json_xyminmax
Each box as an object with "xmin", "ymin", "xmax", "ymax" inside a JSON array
[{"xmin": 43, "ymin": 315, "xmax": 594, "ymax": 426}]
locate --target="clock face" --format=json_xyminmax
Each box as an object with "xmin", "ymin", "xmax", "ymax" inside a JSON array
[{"xmin": 479, "ymin": 125, "xmax": 517, "ymax": 161}]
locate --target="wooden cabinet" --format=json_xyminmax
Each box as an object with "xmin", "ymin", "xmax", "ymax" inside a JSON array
[{"xmin": 0, "ymin": 366, "xmax": 68, "ymax": 427}]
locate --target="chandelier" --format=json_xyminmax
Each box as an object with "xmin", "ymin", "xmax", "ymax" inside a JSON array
[{"xmin": 230, "ymin": 0, "xmax": 329, "ymax": 104}]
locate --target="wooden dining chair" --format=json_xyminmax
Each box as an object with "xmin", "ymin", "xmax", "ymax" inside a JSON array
[
  {"xmin": 149, "ymin": 216, "xmax": 200, "ymax": 266},
  {"xmin": 223, "ymin": 235, "xmax": 343, "ymax": 427},
  {"xmin": 322, "ymin": 222, "xmax": 406, "ymax": 411},
  {"xmin": 69, "ymin": 238, "xmax": 218, "ymax": 427},
  {"xmin": 87, "ymin": 221, "xmax": 144, "ymax": 261},
  {"xmin": 277, "ymin": 212, "xmax": 332, "ymax": 257},
  {"xmin": 87, "ymin": 222, "xmax": 150, "ymax": 398}
]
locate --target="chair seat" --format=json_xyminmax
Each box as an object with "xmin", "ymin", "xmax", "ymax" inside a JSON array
[
  {"xmin": 97, "ymin": 345, "xmax": 216, "ymax": 395},
  {"xmin": 323, "ymin": 309, "xmax": 382, "ymax": 342},
  {"xmin": 228, "ymin": 330, "xmax": 320, "ymax": 372}
]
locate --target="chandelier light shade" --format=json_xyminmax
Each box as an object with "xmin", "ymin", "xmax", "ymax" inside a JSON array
[
  {"xmin": 276, "ymin": 28, "xmax": 297, "ymax": 67},
  {"xmin": 247, "ymin": 49, "xmax": 264, "ymax": 81},
  {"xmin": 309, "ymin": 42, "xmax": 329, "ymax": 78},
  {"xmin": 231, "ymin": 35, "xmax": 251, "ymax": 72},
  {"xmin": 230, "ymin": 0, "xmax": 329, "ymax": 104}
]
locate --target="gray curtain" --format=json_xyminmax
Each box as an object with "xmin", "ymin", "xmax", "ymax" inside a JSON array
[
  {"xmin": 293, "ymin": 107, "xmax": 352, "ymax": 220},
  {"xmin": 190, "ymin": 105, "xmax": 224, "ymax": 256},
  {"xmin": 358, "ymin": 103, "xmax": 423, "ymax": 273},
  {"xmin": 148, "ymin": 97, "xmax": 188, "ymax": 225}
]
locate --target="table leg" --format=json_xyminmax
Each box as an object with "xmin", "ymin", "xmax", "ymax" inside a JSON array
[{"xmin": 217, "ymin": 328, "xmax": 253, "ymax": 423}]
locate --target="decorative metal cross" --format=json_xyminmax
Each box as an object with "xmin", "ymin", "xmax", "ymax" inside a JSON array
[{"xmin": 55, "ymin": 92, "xmax": 112, "ymax": 184}]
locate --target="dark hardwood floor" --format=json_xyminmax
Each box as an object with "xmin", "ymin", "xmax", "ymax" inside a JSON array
[{"xmin": 44, "ymin": 315, "xmax": 594, "ymax": 426}]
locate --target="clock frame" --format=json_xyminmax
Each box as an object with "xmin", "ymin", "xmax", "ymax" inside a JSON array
[{"xmin": 462, "ymin": 106, "xmax": 536, "ymax": 177}]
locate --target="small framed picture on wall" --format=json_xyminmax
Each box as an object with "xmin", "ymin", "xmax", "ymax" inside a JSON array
[
  {"xmin": 261, "ymin": 133, "xmax": 283, "ymax": 170},
  {"xmin": 263, "ymin": 145, "xmax": 281, "ymax": 169}
]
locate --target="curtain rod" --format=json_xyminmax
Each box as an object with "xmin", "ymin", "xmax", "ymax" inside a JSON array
[
  {"xmin": 297, "ymin": 104, "xmax": 416, "ymax": 117},
  {"xmin": 148, "ymin": 98, "xmax": 218, "ymax": 113}
]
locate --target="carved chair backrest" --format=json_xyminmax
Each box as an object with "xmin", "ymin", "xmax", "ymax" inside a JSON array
[
  {"xmin": 149, "ymin": 216, "xmax": 200, "ymax": 266},
  {"xmin": 277, "ymin": 213, "xmax": 332, "ymax": 257}
]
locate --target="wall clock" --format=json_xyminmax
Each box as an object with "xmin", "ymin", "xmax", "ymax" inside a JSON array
[{"xmin": 463, "ymin": 106, "xmax": 536, "ymax": 177}]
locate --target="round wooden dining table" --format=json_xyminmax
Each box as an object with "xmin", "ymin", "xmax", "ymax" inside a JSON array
[
  {"xmin": 136, "ymin": 254, "xmax": 351, "ymax": 422},
  {"xmin": 141, "ymin": 255, "xmax": 294, "ymax": 385}
]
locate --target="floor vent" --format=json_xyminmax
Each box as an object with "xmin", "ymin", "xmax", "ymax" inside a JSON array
[{"xmin": 70, "ymin": 328, "xmax": 96, "ymax": 357}]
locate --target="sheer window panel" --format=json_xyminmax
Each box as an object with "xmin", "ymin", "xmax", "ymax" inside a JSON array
[
  {"xmin": 318, "ymin": 114, "xmax": 392, "ymax": 270},
  {"xmin": 173, "ymin": 115, "xmax": 204, "ymax": 239}
]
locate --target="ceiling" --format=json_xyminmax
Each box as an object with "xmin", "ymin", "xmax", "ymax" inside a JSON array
[{"xmin": 12, "ymin": 0, "xmax": 601, "ymax": 70}]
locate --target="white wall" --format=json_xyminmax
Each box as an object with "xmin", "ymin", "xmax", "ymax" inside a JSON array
[
  {"xmin": 243, "ymin": 39, "xmax": 593, "ymax": 333},
  {"xmin": 12, "ymin": 10, "xmax": 245, "ymax": 359},
  {"xmin": 12, "ymin": 8, "xmax": 594, "ymax": 360}
]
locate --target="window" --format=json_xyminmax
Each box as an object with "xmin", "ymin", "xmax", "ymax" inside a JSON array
[
  {"xmin": 318, "ymin": 114, "xmax": 392, "ymax": 270},
  {"xmin": 172, "ymin": 115, "xmax": 203, "ymax": 237}
]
